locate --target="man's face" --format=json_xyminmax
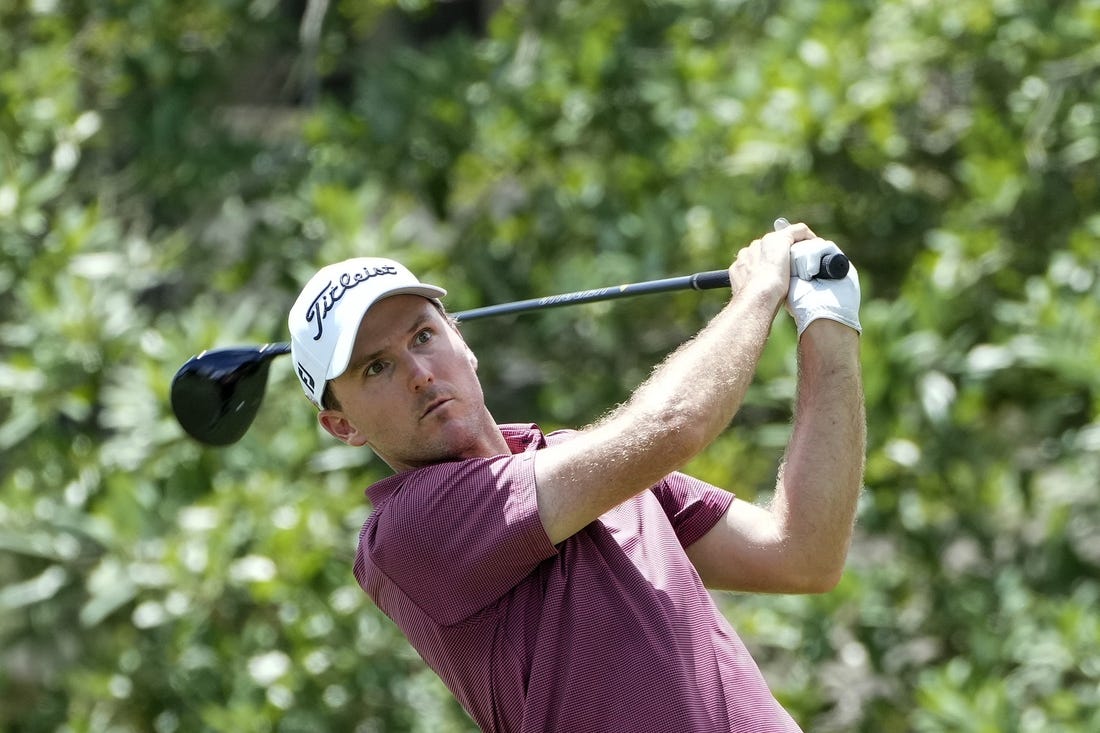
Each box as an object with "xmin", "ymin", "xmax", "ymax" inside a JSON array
[{"xmin": 320, "ymin": 295, "xmax": 495, "ymax": 471}]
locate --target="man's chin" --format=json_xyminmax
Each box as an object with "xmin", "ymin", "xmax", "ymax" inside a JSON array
[{"xmin": 398, "ymin": 437, "xmax": 474, "ymax": 470}]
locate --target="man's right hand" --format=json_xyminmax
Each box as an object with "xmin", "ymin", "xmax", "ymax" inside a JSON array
[{"xmin": 728, "ymin": 222, "xmax": 818, "ymax": 308}]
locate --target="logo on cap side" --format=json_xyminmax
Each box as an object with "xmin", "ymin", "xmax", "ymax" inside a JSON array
[
  {"xmin": 296, "ymin": 362, "xmax": 316, "ymax": 392},
  {"xmin": 304, "ymin": 264, "xmax": 400, "ymax": 341}
]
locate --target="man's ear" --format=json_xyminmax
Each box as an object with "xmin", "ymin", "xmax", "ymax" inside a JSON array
[
  {"xmin": 318, "ymin": 410, "xmax": 369, "ymax": 447},
  {"xmin": 465, "ymin": 344, "xmax": 478, "ymax": 371}
]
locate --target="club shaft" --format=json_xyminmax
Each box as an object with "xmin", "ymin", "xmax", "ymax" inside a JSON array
[{"xmin": 452, "ymin": 269, "xmax": 731, "ymax": 322}]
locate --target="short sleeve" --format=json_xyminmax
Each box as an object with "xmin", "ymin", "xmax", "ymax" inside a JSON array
[
  {"xmin": 649, "ymin": 472, "xmax": 735, "ymax": 549},
  {"xmin": 363, "ymin": 453, "xmax": 558, "ymax": 626}
]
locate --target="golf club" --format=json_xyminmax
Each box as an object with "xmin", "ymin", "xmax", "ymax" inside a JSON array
[{"xmin": 171, "ymin": 250, "xmax": 849, "ymax": 446}]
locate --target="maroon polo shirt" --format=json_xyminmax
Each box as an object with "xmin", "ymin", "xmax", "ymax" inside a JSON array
[{"xmin": 354, "ymin": 423, "xmax": 801, "ymax": 732}]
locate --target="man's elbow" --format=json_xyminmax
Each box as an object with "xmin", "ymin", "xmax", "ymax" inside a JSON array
[
  {"xmin": 783, "ymin": 558, "xmax": 846, "ymax": 594},
  {"xmin": 801, "ymin": 567, "xmax": 844, "ymax": 594}
]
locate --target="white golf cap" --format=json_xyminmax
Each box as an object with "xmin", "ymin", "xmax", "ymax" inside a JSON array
[{"xmin": 288, "ymin": 257, "xmax": 447, "ymax": 407}]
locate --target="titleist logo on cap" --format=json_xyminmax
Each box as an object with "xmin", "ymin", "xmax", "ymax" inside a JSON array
[{"xmin": 304, "ymin": 264, "xmax": 399, "ymax": 341}]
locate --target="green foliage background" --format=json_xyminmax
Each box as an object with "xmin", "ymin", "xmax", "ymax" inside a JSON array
[{"xmin": 2, "ymin": 1, "xmax": 1099, "ymax": 731}]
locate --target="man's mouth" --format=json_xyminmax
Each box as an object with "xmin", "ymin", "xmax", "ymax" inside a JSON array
[{"xmin": 421, "ymin": 397, "xmax": 452, "ymax": 419}]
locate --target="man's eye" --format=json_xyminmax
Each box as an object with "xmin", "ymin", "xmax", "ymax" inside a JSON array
[
  {"xmin": 365, "ymin": 362, "xmax": 386, "ymax": 376},
  {"xmin": 415, "ymin": 329, "xmax": 433, "ymax": 344}
]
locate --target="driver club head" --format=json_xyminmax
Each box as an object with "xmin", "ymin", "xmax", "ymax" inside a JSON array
[{"xmin": 170, "ymin": 343, "xmax": 290, "ymax": 446}]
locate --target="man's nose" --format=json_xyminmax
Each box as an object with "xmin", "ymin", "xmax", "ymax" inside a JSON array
[{"xmin": 406, "ymin": 355, "xmax": 434, "ymax": 390}]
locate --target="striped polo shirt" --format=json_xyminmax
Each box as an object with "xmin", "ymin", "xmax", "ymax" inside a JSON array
[{"xmin": 354, "ymin": 423, "xmax": 802, "ymax": 732}]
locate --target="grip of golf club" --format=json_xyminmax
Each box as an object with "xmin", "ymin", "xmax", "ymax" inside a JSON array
[
  {"xmin": 774, "ymin": 217, "xmax": 850, "ymax": 280},
  {"xmin": 689, "ymin": 248, "xmax": 848, "ymax": 291},
  {"xmin": 816, "ymin": 253, "xmax": 850, "ymax": 279},
  {"xmin": 690, "ymin": 270, "xmax": 732, "ymax": 290}
]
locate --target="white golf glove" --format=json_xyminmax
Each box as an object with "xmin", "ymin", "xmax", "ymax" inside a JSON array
[
  {"xmin": 789, "ymin": 239, "xmax": 843, "ymax": 280},
  {"xmin": 786, "ymin": 240, "xmax": 862, "ymax": 337}
]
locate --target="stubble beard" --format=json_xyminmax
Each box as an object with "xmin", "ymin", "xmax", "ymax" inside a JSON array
[{"xmin": 402, "ymin": 403, "xmax": 491, "ymax": 469}]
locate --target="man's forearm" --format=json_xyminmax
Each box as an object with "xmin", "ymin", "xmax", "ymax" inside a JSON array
[
  {"xmin": 605, "ymin": 283, "xmax": 782, "ymax": 466},
  {"xmin": 772, "ymin": 320, "xmax": 865, "ymax": 587}
]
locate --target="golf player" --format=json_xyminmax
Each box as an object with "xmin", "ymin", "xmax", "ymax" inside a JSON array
[{"xmin": 288, "ymin": 222, "xmax": 865, "ymax": 732}]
